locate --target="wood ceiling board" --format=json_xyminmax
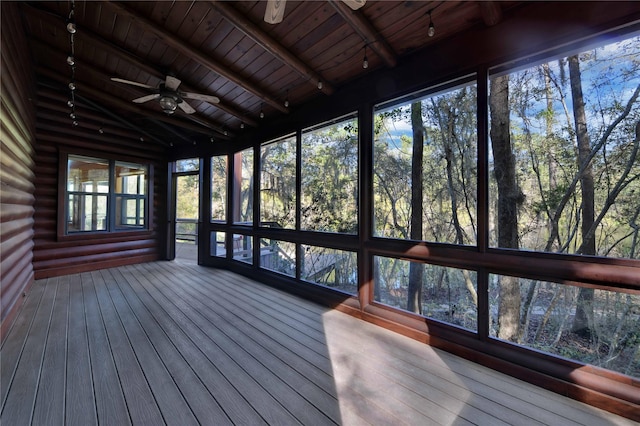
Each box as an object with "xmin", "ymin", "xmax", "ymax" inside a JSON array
[
  {"xmin": 188, "ymin": 13, "xmax": 226, "ymax": 48},
  {"xmin": 174, "ymin": 2, "xmax": 214, "ymax": 42}
]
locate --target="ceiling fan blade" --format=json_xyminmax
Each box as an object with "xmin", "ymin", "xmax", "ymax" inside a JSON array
[
  {"xmin": 181, "ymin": 92, "xmax": 220, "ymax": 104},
  {"xmin": 111, "ymin": 77, "xmax": 155, "ymax": 89},
  {"xmin": 132, "ymin": 94, "xmax": 160, "ymax": 104},
  {"xmin": 165, "ymin": 75, "xmax": 181, "ymax": 91},
  {"xmin": 264, "ymin": 0, "xmax": 286, "ymax": 24},
  {"xmin": 178, "ymin": 101, "xmax": 196, "ymax": 114},
  {"xmin": 342, "ymin": 0, "xmax": 366, "ymax": 10}
]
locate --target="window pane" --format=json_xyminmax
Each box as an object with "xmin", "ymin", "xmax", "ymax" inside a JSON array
[
  {"xmin": 210, "ymin": 231, "xmax": 226, "ymax": 257},
  {"xmin": 115, "ymin": 162, "xmax": 147, "ymax": 195},
  {"xmin": 116, "ymin": 197, "xmax": 145, "ymax": 227},
  {"xmin": 301, "ymin": 115, "xmax": 358, "ymax": 234},
  {"xmin": 176, "ymin": 158, "xmax": 199, "ymax": 172},
  {"xmin": 232, "ymin": 234, "xmax": 253, "ymax": 264},
  {"xmin": 374, "ymin": 256, "xmax": 478, "ymax": 332},
  {"xmin": 68, "ymin": 155, "xmax": 109, "ymax": 193},
  {"xmin": 489, "ymin": 275, "xmax": 640, "ymax": 379},
  {"xmin": 373, "ymin": 81, "xmax": 478, "ymax": 244},
  {"xmin": 67, "ymin": 194, "xmax": 108, "ymax": 232},
  {"xmin": 211, "ymin": 155, "xmax": 227, "ymax": 222},
  {"xmin": 260, "ymin": 135, "xmax": 296, "ymax": 229},
  {"xmin": 260, "ymin": 238, "xmax": 295, "ymax": 277},
  {"xmin": 488, "ymin": 36, "xmax": 640, "ymax": 259},
  {"xmin": 234, "ymin": 148, "xmax": 254, "ymax": 224},
  {"xmin": 301, "ymin": 245, "xmax": 357, "ymax": 295}
]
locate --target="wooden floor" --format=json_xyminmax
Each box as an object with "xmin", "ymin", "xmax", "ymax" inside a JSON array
[{"xmin": 1, "ymin": 261, "xmax": 635, "ymax": 426}]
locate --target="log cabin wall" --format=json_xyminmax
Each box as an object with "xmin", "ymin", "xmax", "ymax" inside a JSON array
[
  {"xmin": 1, "ymin": 2, "xmax": 38, "ymax": 341},
  {"xmin": 31, "ymin": 88, "xmax": 168, "ymax": 279}
]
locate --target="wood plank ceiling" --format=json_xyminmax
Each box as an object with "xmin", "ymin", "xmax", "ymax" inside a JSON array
[{"xmin": 20, "ymin": 1, "xmax": 519, "ymax": 146}]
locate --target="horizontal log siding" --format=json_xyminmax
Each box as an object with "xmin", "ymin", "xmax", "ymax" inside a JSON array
[
  {"xmin": 0, "ymin": 3, "xmax": 37, "ymax": 341},
  {"xmin": 32, "ymin": 89, "xmax": 168, "ymax": 279}
]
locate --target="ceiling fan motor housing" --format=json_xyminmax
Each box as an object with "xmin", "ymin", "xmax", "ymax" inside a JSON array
[{"xmin": 158, "ymin": 84, "xmax": 180, "ymax": 114}]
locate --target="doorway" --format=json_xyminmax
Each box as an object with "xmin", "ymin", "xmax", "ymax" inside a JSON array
[{"xmin": 170, "ymin": 159, "xmax": 200, "ymax": 263}]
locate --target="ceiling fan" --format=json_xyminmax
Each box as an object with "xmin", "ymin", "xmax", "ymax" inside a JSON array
[
  {"xmin": 264, "ymin": 0, "xmax": 366, "ymax": 24},
  {"xmin": 110, "ymin": 75, "xmax": 220, "ymax": 115}
]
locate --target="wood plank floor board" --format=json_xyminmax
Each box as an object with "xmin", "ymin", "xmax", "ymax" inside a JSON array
[
  {"xmin": 64, "ymin": 273, "xmax": 97, "ymax": 426},
  {"xmin": 329, "ymin": 310, "xmax": 610, "ymax": 426},
  {"xmin": 0, "ymin": 273, "xmax": 46, "ymax": 407},
  {"xmin": 98, "ymin": 268, "xmax": 199, "ymax": 426},
  {"xmin": 0, "ymin": 277, "xmax": 58, "ymax": 425},
  {"xmin": 145, "ymin": 262, "xmax": 344, "ymax": 423},
  {"xmin": 166, "ymin": 263, "xmax": 478, "ymax": 425},
  {"xmin": 80, "ymin": 271, "xmax": 132, "ymax": 426},
  {"xmin": 90, "ymin": 269, "xmax": 166, "ymax": 426},
  {"xmin": 2, "ymin": 261, "xmax": 637, "ymax": 426},
  {"xmin": 109, "ymin": 266, "xmax": 234, "ymax": 424},
  {"xmin": 132, "ymin": 262, "xmax": 331, "ymax": 425},
  {"xmin": 32, "ymin": 275, "xmax": 70, "ymax": 426},
  {"xmin": 195, "ymin": 265, "xmax": 631, "ymax": 426},
  {"xmin": 159, "ymin": 264, "xmax": 511, "ymax": 425},
  {"xmin": 124, "ymin": 263, "xmax": 274, "ymax": 425},
  {"xmin": 175, "ymin": 264, "xmax": 488, "ymax": 425},
  {"xmin": 120, "ymin": 265, "xmax": 263, "ymax": 425}
]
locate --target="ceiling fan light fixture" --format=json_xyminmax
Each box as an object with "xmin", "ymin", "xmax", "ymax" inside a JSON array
[{"xmin": 159, "ymin": 95, "xmax": 178, "ymax": 114}]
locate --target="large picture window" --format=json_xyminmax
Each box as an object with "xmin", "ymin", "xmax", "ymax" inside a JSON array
[
  {"xmin": 373, "ymin": 79, "xmax": 478, "ymax": 245},
  {"xmin": 301, "ymin": 115, "xmax": 358, "ymax": 234},
  {"xmin": 488, "ymin": 37, "xmax": 640, "ymax": 259},
  {"xmin": 65, "ymin": 154, "xmax": 148, "ymax": 234},
  {"xmin": 260, "ymin": 135, "xmax": 296, "ymax": 229}
]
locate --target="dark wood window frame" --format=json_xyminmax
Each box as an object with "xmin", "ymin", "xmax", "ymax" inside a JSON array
[{"xmin": 57, "ymin": 149, "xmax": 154, "ymax": 242}]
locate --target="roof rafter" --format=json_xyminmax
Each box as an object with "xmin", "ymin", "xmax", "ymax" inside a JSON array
[
  {"xmin": 22, "ymin": 3, "xmax": 258, "ymax": 128},
  {"xmin": 329, "ymin": 0, "xmax": 397, "ymax": 68},
  {"xmin": 209, "ymin": 0, "xmax": 334, "ymax": 96},
  {"xmin": 108, "ymin": 1, "xmax": 288, "ymax": 113},
  {"xmin": 37, "ymin": 65, "xmax": 232, "ymax": 140}
]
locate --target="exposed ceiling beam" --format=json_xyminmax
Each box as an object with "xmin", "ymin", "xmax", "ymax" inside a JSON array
[
  {"xmin": 30, "ymin": 38, "xmax": 232, "ymax": 138},
  {"xmin": 107, "ymin": 1, "xmax": 288, "ymax": 113},
  {"xmin": 36, "ymin": 80, "xmax": 170, "ymax": 146},
  {"xmin": 21, "ymin": 3, "xmax": 258, "ymax": 127},
  {"xmin": 209, "ymin": 0, "xmax": 334, "ymax": 96},
  {"xmin": 329, "ymin": 0, "xmax": 397, "ymax": 68},
  {"xmin": 37, "ymin": 66, "xmax": 231, "ymax": 140}
]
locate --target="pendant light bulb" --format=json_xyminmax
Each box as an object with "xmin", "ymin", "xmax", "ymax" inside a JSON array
[
  {"xmin": 317, "ymin": 80, "xmax": 323, "ymax": 90},
  {"xmin": 362, "ymin": 45, "xmax": 369, "ymax": 69},
  {"xmin": 68, "ymin": 82, "xmax": 76, "ymax": 91},
  {"xmin": 428, "ymin": 11, "xmax": 435, "ymax": 37},
  {"xmin": 67, "ymin": 21, "xmax": 77, "ymax": 34},
  {"xmin": 67, "ymin": 56, "xmax": 75, "ymax": 66}
]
